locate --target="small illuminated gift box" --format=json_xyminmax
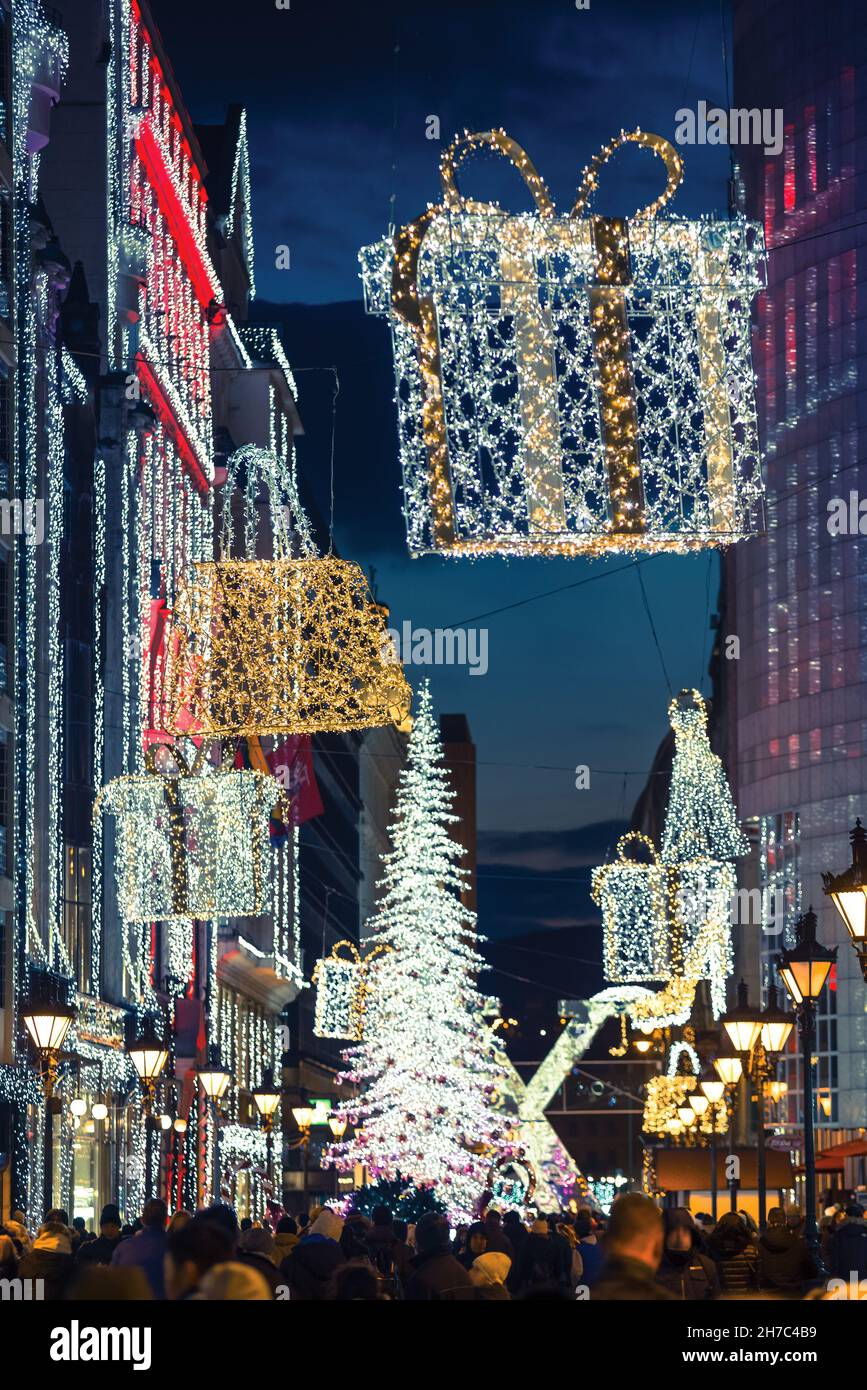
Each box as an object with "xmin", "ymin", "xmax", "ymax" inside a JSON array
[
  {"xmin": 312, "ymin": 940, "xmax": 391, "ymax": 1040},
  {"xmin": 361, "ymin": 127, "xmax": 765, "ymax": 558},
  {"xmin": 592, "ymin": 833, "xmax": 672, "ymax": 984},
  {"xmin": 95, "ymin": 747, "xmax": 280, "ymax": 924}
]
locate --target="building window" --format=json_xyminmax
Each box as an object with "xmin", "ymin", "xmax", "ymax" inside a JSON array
[{"xmin": 62, "ymin": 844, "xmax": 92, "ymax": 994}]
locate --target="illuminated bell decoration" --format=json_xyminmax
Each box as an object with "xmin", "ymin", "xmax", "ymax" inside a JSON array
[
  {"xmin": 361, "ymin": 127, "xmax": 765, "ymax": 559},
  {"xmin": 592, "ymin": 833, "xmax": 671, "ymax": 983},
  {"xmin": 95, "ymin": 745, "xmax": 279, "ymax": 924},
  {"xmin": 312, "ymin": 940, "xmax": 391, "ymax": 1041}
]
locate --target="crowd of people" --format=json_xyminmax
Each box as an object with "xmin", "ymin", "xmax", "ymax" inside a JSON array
[{"xmin": 1, "ymin": 1193, "xmax": 865, "ymax": 1301}]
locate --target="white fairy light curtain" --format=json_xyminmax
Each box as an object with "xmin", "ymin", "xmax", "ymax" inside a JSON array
[
  {"xmin": 361, "ymin": 127, "xmax": 765, "ymax": 559},
  {"xmin": 165, "ymin": 446, "xmax": 410, "ymax": 737},
  {"xmin": 593, "ymin": 689, "xmax": 747, "ymax": 1027}
]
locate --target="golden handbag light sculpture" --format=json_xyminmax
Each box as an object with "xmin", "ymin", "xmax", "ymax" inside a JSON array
[
  {"xmin": 361, "ymin": 128, "xmax": 766, "ymax": 558},
  {"xmin": 312, "ymin": 939, "xmax": 392, "ymax": 1041},
  {"xmin": 164, "ymin": 446, "xmax": 411, "ymax": 737},
  {"xmin": 94, "ymin": 742, "xmax": 281, "ymax": 924}
]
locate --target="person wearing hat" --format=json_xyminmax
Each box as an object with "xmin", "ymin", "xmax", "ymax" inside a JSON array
[
  {"xmin": 76, "ymin": 1203, "xmax": 123, "ymax": 1267},
  {"xmin": 18, "ymin": 1221, "xmax": 75, "ymax": 1300},
  {"xmin": 468, "ymin": 1250, "xmax": 512, "ymax": 1299},
  {"xmin": 281, "ymin": 1207, "xmax": 346, "ymax": 1300},
  {"xmin": 198, "ymin": 1261, "xmax": 272, "ymax": 1300},
  {"xmin": 655, "ymin": 1208, "xmax": 720, "ymax": 1300},
  {"xmin": 236, "ymin": 1224, "xmax": 283, "ymax": 1296}
]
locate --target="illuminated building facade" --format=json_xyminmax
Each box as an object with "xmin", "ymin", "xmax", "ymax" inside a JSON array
[
  {"xmin": 726, "ymin": 1, "xmax": 867, "ymax": 1172},
  {"xmin": 0, "ymin": 0, "xmax": 306, "ymax": 1223}
]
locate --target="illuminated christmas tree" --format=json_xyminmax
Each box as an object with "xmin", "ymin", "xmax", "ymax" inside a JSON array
[
  {"xmin": 661, "ymin": 689, "xmax": 749, "ymax": 864},
  {"xmin": 326, "ymin": 681, "xmax": 503, "ymax": 1221}
]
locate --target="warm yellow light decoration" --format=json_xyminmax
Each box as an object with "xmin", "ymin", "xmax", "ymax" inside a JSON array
[
  {"xmin": 166, "ymin": 555, "xmax": 411, "ymax": 738},
  {"xmin": 362, "ymin": 127, "xmax": 765, "ymax": 558},
  {"xmin": 592, "ymin": 833, "xmax": 671, "ymax": 983}
]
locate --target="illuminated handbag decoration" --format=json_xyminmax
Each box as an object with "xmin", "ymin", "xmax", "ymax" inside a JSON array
[
  {"xmin": 164, "ymin": 446, "xmax": 411, "ymax": 737},
  {"xmin": 95, "ymin": 742, "xmax": 280, "ymax": 924},
  {"xmin": 312, "ymin": 939, "xmax": 391, "ymax": 1040},
  {"xmin": 361, "ymin": 127, "xmax": 765, "ymax": 558}
]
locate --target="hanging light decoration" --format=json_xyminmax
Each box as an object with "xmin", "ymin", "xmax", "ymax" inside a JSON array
[
  {"xmin": 361, "ymin": 127, "xmax": 765, "ymax": 559},
  {"xmin": 94, "ymin": 742, "xmax": 281, "ymax": 924},
  {"xmin": 592, "ymin": 833, "xmax": 671, "ymax": 983},
  {"xmin": 165, "ymin": 447, "xmax": 410, "ymax": 737},
  {"xmin": 312, "ymin": 941, "xmax": 393, "ymax": 1041}
]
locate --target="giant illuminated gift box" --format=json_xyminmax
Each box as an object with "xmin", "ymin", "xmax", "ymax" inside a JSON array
[
  {"xmin": 361, "ymin": 127, "xmax": 766, "ymax": 558},
  {"xmin": 593, "ymin": 833, "xmax": 673, "ymax": 983},
  {"xmin": 95, "ymin": 749, "xmax": 280, "ymax": 924}
]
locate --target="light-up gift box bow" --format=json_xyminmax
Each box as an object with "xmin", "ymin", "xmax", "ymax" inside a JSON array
[
  {"xmin": 163, "ymin": 445, "xmax": 411, "ymax": 737},
  {"xmin": 361, "ymin": 127, "xmax": 766, "ymax": 558},
  {"xmin": 312, "ymin": 939, "xmax": 392, "ymax": 1041},
  {"xmin": 95, "ymin": 741, "xmax": 281, "ymax": 924}
]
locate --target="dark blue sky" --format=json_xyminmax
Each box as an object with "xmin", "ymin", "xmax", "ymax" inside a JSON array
[{"xmin": 148, "ymin": 0, "xmax": 738, "ymax": 968}]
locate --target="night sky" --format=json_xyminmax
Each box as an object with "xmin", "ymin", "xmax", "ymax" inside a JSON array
[{"xmin": 148, "ymin": 0, "xmax": 737, "ymax": 1007}]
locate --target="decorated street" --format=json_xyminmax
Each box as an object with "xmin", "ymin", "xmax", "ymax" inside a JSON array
[{"xmin": 0, "ymin": 0, "xmax": 865, "ymax": 1368}]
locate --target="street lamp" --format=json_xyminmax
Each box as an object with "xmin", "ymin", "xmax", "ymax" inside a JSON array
[
  {"xmin": 712, "ymin": 1040, "xmax": 744, "ymax": 1210},
  {"xmin": 198, "ymin": 1047, "xmax": 233, "ymax": 1205},
  {"xmin": 698, "ymin": 1071, "xmax": 726, "ymax": 1219},
  {"xmin": 289, "ymin": 1105, "xmax": 316, "ymax": 1206},
  {"xmin": 822, "ymin": 818, "xmax": 867, "ymax": 982},
  {"xmin": 21, "ymin": 988, "xmax": 76, "ymax": 1216},
  {"xmin": 253, "ymin": 1066, "xmax": 282, "ymax": 1196},
  {"xmin": 127, "ymin": 1018, "xmax": 169, "ymax": 1200},
  {"xmin": 778, "ymin": 907, "xmax": 837, "ymax": 1271},
  {"xmin": 722, "ymin": 979, "xmax": 763, "ymax": 1054},
  {"xmin": 328, "ymin": 1114, "xmax": 348, "ymax": 1140}
]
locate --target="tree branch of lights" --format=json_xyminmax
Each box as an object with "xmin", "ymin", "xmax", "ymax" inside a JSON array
[
  {"xmin": 324, "ymin": 682, "xmax": 504, "ymax": 1223},
  {"xmin": 361, "ymin": 127, "xmax": 765, "ymax": 559}
]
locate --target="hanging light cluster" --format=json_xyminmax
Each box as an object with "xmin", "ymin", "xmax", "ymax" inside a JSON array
[
  {"xmin": 95, "ymin": 743, "xmax": 281, "ymax": 924},
  {"xmin": 642, "ymin": 1041, "xmax": 728, "ymax": 1139},
  {"xmin": 593, "ymin": 689, "xmax": 748, "ymax": 1027},
  {"xmin": 165, "ymin": 447, "xmax": 410, "ymax": 737},
  {"xmin": 361, "ymin": 127, "xmax": 765, "ymax": 559}
]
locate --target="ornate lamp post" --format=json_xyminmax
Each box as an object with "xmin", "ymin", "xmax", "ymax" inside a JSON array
[
  {"xmin": 722, "ymin": 980, "xmax": 794, "ymax": 1229},
  {"xmin": 127, "ymin": 1018, "xmax": 169, "ymax": 1200},
  {"xmin": 822, "ymin": 818, "xmax": 867, "ymax": 982},
  {"xmin": 21, "ymin": 989, "xmax": 76, "ymax": 1216},
  {"xmin": 290, "ymin": 1105, "xmax": 314, "ymax": 1206},
  {"xmin": 778, "ymin": 908, "xmax": 837, "ymax": 1271},
  {"xmin": 698, "ymin": 1071, "xmax": 726, "ymax": 1219},
  {"xmin": 198, "ymin": 1047, "xmax": 233, "ymax": 1205},
  {"xmin": 253, "ymin": 1066, "xmax": 282, "ymax": 1198},
  {"xmin": 713, "ymin": 1038, "xmax": 743, "ymax": 1211}
]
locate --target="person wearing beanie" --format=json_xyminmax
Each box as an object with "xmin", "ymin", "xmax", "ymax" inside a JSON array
[
  {"xmin": 237, "ymin": 1225, "xmax": 283, "ymax": 1296},
  {"xmin": 655, "ymin": 1208, "xmax": 719, "ymax": 1300},
  {"xmin": 281, "ymin": 1207, "xmax": 346, "ymax": 1300},
  {"xmin": 273, "ymin": 1215, "xmax": 299, "ymax": 1264},
  {"xmin": 469, "ymin": 1250, "xmax": 512, "ymax": 1299},
  {"xmin": 404, "ymin": 1212, "xmax": 474, "ymax": 1301},
  {"xmin": 76, "ymin": 1203, "xmax": 123, "ymax": 1267},
  {"xmin": 198, "ymin": 1261, "xmax": 272, "ymax": 1300},
  {"xmin": 111, "ymin": 1198, "xmax": 168, "ymax": 1298}
]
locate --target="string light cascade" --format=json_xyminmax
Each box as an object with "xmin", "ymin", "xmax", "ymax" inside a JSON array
[{"xmin": 361, "ymin": 127, "xmax": 765, "ymax": 558}]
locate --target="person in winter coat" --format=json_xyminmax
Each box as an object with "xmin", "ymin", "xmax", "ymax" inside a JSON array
[
  {"xmin": 198, "ymin": 1261, "xmax": 272, "ymax": 1301},
  {"xmin": 272, "ymin": 1216, "xmax": 299, "ymax": 1265},
  {"xmin": 591, "ymin": 1194, "xmax": 675, "ymax": 1302},
  {"xmin": 513, "ymin": 1220, "xmax": 563, "ymax": 1296},
  {"xmin": 18, "ymin": 1222, "xmax": 75, "ymax": 1300},
  {"xmin": 574, "ymin": 1212, "xmax": 604, "ymax": 1288},
  {"xmin": 707, "ymin": 1211, "xmax": 758, "ymax": 1295},
  {"xmin": 236, "ymin": 1226, "xmax": 283, "ymax": 1297},
  {"xmin": 483, "ymin": 1209, "xmax": 515, "ymax": 1261},
  {"xmin": 756, "ymin": 1207, "xmax": 817, "ymax": 1296},
  {"xmin": 75, "ymin": 1203, "xmax": 123, "ymax": 1268},
  {"xmin": 655, "ymin": 1208, "xmax": 720, "ymax": 1300},
  {"xmin": 469, "ymin": 1251, "xmax": 512, "ymax": 1299},
  {"xmin": 456, "ymin": 1222, "xmax": 488, "ymax": 1270},
  {"xmin": 828, "ymin": 1204, "xmax": 867, "ymax": 1283},
  {"xmin": 364, "ymin": 1205, "xmax": 411, "ymax": 1287},
  {"xmin": 502, "ymin": 1211, "xmax": 528, "ymax": 1263},
  {"xmin": 111, "ymin": 1199, "xmax": 168, "ymax": 1298},
  {"xmin": 281, "ymin": 1209, "xmax": 346, "ymax": 1301},
  {"xmin": 164, "ymin": 1214, "xmax": 235, "ymax": 1300},
  {"xmin": 404, "ymin": 1213, "xmax": 474, "ymax": 1300}
]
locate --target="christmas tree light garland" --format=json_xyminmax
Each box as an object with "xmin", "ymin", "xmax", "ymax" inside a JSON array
[
  {"xmin": 325, "ymin": 682, "xmax": 504, "ymax": 1222},
  {"xmin": 361, "ymin": 127, "xmax": 765, "ymax": 559}
]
